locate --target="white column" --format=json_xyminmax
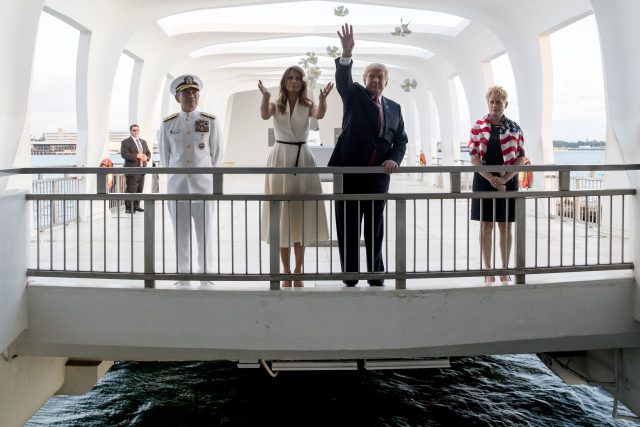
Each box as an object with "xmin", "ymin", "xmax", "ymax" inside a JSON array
[
  {"xmin": 414, "ymin": 88, "xmax": 433, "ymax": 164},
  {"xmin": 429, "ymin": 78, "xmax": 455, "ymax": 167},
  {"xmin": 590, "ymin": 0, "xmax": 640, "ymax": 320},
  {"xmin": 127, "ymin": 50, "xmax": 143, "ymax": 125},
  {"xmin": 0, "ymin": 0, "xmax": 44, "ymax": 192},
  {"xmin": 590, "ymin": 0, "xmax": 640, "ymax": 169},
  {"xmin": 447, "ymin": 77, "xmax": 461, "ymax": 163}
]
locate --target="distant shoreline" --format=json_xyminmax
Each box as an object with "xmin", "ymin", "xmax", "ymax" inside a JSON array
[
  {"xmin": 553, "ymin": 147, "xmax": 605, "ymax": 151},
  {"xmin": 460, "ymin": 144, "xmax": 605, "ymax": 153}
]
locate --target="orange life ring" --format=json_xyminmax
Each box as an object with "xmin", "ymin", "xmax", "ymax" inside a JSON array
[{"xmin": 519, "ymin": 157, "xmax": 532, "ymax": 189}]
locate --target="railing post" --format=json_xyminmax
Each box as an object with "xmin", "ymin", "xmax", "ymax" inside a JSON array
[
  {"xmin": 213, "ymin": 173, "xmax": 223, "ymax": 195},
  {"xmin": 269, "ymin": 200, "xmax": 281, "ymax": 290},
  {"xmin": 333, "ymin": 173, "xmax": 343, "ymax": 286},
  {"xmin": 212, "ymin": 172, "xmax": 223, "ymax": 283},
  {"xmin": 333, "ymin": 173, "xmax": 343, "ymax": 194},
  {"xmin": 144, "ymin": 201, "xmax": 155, "ymax": 288},
  {"xmin": 559, "ymin": 171, "xmax": 571, "ymax": 191},
  {"xmin": 395, "ymin": 199, "xmax": 406, "ymax": 290},
  {"xmin": 515, "ymin": 196, "xmax": 526, "ymax": 284},
  {"xmin": 97, "ymin": 173, "xmax": 107, "ymax": 194},
  {"xmin": 450, "ymin": 172, "xmax": 461, "ymax": 194},
  {"xmin": 51, "ymin": 180, "xmax": 58, "ymax": 224}
]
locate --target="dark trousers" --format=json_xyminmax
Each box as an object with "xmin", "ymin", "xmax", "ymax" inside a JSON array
[
  {"xmin": 124, "ymin": 174, "xmax": 145, "ymax": 210},
  {"xmin": 335, "ymin": 199, "xmax": 386, "ymax": 283}
]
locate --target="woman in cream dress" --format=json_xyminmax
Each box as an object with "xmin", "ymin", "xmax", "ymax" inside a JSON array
[{"xmin": 258, "ymin": 66, "xmax": 333, "ymax": 287}]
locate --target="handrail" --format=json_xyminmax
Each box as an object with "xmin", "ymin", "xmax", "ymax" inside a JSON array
[
  {"xmin": 3, "ymin": 163, "xmax": 640, "ymax": 176},
  {"xmin": 10, "ymin": 165, "xmax": 637, "ymax": 290},
  {"xmin": 25, "ymin": 188, "xmax": 636, "ymax": 201}
]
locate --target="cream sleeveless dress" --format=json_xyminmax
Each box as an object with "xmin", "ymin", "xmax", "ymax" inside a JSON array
[{"xmin": 261, "ymin": 101, "xmax": 329, "ymax": 247}]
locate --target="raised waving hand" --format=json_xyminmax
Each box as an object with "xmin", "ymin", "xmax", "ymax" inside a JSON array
[{"xmin": 337, "ymin": 23, "xmax": 354, "ymax": 57}]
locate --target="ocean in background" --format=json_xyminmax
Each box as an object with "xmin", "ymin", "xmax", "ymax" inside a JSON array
[
  {"xmin": 552, "ymin": 149, "xmax": 605, "ymax": 165},
  {"xmin": 31, "ymin": 152, "xmax": 125, "ymax": 168},
  {"xmin": 27, "ymin": 148, "xmax": 634, "ymax": 426}
]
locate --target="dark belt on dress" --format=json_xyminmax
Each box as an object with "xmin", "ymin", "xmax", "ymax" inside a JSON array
[{"xmin": 276, "ymin": 140, "xmax": 306, "ymax": 167}]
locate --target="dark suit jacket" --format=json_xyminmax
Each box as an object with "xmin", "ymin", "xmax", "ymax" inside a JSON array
[
  {"xmin": 328, "ymin": 57, "xmax": 408, "ymax": 193},
  {"xmin": 120, "ymin": 136, "xmax": 151, "ymax": 169}
]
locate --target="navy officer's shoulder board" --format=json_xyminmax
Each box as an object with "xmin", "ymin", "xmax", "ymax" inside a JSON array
[{"xmin": 162, "ymin": 112, "xmax": 178, "ymax": 122}]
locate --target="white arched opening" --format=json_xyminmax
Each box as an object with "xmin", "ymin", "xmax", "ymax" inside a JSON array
[
  {"xmin": 109, "ymin": 53, "xmax": 135, "ymax": 134},
  {"xmin": 451, "ymin": 74, "xmax": 471, "ymax": 164},
  {"xmin": 30, "ymin": 11, "xmax": 80, "ymax": 165},
  {"xmin": 549, "ymin": 15, "xmax": 605, "ymax": 161},
  {"xmin": 489, "ymin": 53, "xmax": 520, "ymax": 123}
]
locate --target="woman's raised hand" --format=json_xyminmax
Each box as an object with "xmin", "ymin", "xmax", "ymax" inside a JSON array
[
  {"xmin": 319, "ymin": 82, "xmax": 334, "ymax": 99},
  {"xmin": 258, "ymin": 80, "xmax": 270, "ymax": 96}
]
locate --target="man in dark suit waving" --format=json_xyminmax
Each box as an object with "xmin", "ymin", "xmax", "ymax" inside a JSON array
[
  {"xmin": 120, "ymin": 124, "xmax": 151, "ymax": 213},
  {"xmin": 329, "ymin": 23, "xmax": 408, "ymax": 287}
]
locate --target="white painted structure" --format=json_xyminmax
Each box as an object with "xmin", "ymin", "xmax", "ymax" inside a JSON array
[
  {"xmin": 1, "ymin": 1, "xmax": 639, "ymax": 425},
  {"xmin": 3, "ymin": 0, "xmax": 638, "ymax": 179}
]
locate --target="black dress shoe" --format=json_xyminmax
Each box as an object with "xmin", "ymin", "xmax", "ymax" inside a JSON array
[
  {"xmin": 344, "ymin": 280, "xmax": 358, "ymax": 287},
  {"xmin": 134, "ymin": 207, "xmax": 144, "ymax": 212},
  {"xmin": 367, "ymin": 280, "xmax": 384, "ymax": 286},
  {"xmin": 125, "ymin": 209, "xmax": 133, "ymax": 214}
]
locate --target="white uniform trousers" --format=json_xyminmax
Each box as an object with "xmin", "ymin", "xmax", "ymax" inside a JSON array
[{"xmin": 168, "ymin": 200, "xmax": 216, "ymax": 273}]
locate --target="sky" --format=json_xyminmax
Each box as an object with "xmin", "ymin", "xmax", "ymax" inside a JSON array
[
  {"xmin": 549, "ymin": 15, "xmax": 606, "ymax": 142},
  {"xmin": 30, "ymin": 9, "xmax": 605, "ymax": 142},
  {"xmin": 31, "ymin": 13, "xmax": 78, "ymax": 135}
]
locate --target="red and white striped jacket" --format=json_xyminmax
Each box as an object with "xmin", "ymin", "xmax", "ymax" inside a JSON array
[{"xmin": 468, "ymin": 114, "xmax": 525, "ymax": 165}]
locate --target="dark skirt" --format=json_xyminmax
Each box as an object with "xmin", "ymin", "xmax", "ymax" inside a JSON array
[{"xmin": 470, "ymin": 173, "xmax": 518, "ymax": 222}]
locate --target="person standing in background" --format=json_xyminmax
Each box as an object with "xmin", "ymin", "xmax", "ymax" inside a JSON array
[
  {"xmin": 99, "ymin": 157, "xmax": 115, "ymax": 193},
  {"xmin": 120, "ymin": 124, "xmax": 151, "ymax": 213},
  {"xmin": 159, "ymin": 74, "xmax": 223, "ymax": 285},
  {"xmin": 419, "ymin": 150, "xmax": 427, "ymax": 166}
]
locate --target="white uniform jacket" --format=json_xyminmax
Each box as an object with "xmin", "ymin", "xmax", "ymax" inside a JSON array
[{"xmin": 159, "ymin": 110, "xmax": 223, "ymax": 193}]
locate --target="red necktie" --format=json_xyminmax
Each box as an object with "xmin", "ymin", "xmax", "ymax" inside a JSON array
[
  {"xmin": 375, "ymin": 97, "xmax": 382, "ymax": 134},
  {"xmin": 369, "ymin": 97, "xmax": 383, "ymax": 165}
]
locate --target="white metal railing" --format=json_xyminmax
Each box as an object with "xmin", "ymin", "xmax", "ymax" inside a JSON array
[
  {"xmin": 31, "ymin": 174, "xmax": 82, "ymax": 229},
  {"xmin": 546, "ymin": 173, "xmax": 604, "ymax": 190},
  {"xmin": 7, "ymin": 164, "xmax": 636, "ymax": 289},
  {"xmin": 31, "ymin": 173, "xmax": 131, "ymax": 229},
  {"xmin": 545, "ymin": 173, "xmax": 604, "ymax": 222}
]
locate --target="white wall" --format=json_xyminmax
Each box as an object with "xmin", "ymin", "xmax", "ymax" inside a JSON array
[
  {"xmin": 18, "ymin": 279, "xmax": 639, "ymax": 361},
  {"xmin": 224, "ymin": 87, "xmax": 343, "ymax": 167},
  {"xmin": 0, "ymin": 191, "xmax": 64, "ymax": 427},
  {"xmin": 589, "ymin": 0, "xmax": 640, "ymax": 319},
  {"xmin": 0, "ymin": 192, "xmax": 28, "ymax": 352},
  {"xmin": 0, "ymin": 356, "xmax": 67, "ymax": 427},
  {"xmin": 0, "ymin": 0, "xmax": 44, "ymax": 192},
  {"xmin": 224, "ymin": 89, "xmax": 273, "ymax": 166}
]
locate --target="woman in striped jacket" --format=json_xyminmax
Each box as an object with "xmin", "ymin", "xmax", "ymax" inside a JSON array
[{"xmin": 468, "ymin": 85, "xmax": 526, "ymax": 284}]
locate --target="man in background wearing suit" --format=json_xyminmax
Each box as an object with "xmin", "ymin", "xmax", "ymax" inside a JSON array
[
  {"xmin": 329, "ymin": 23, "xmax": 408, "ymax": 287},
  {"xmin": 120, "ymin": 124, "xmax": 151, "ymax": 213}
]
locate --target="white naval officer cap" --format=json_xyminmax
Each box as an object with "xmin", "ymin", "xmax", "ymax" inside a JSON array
[{"xmin": 170, "ymin": 74, "xmax": 203, "ymax": 96}]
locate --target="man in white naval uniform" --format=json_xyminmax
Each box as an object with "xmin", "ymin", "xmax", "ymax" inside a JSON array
[{"xmin": 159, "ymin": 74, "xmax": 223, "ymax": 284}]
